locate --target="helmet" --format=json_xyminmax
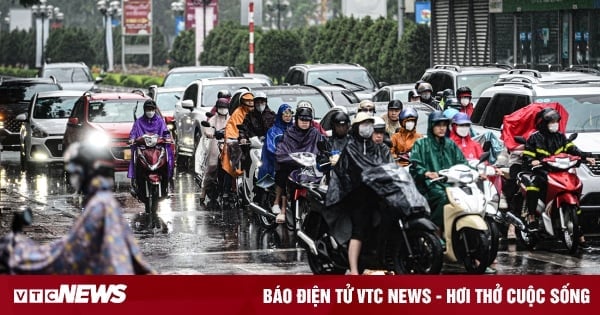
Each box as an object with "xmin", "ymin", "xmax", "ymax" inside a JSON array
[
  {"xmin": 331, "ymin": 111, "xmax": 350, "ymax": 126},
  {"xmin": 217, "ymin": 90, "xmax": 232, "ymax": 99},
  {"xmin": 387, "ymin": 99, "xmax": 403, "ymax": 110},
  {"xmin": 415, "ymin": 80, "xmax": 426, "ymax": 90},
  {"xmin": 428, "ymin": 110, "xmax": 451, "ymax": 125},
  {"xmin": 444, "ymin": 96, "xmax": 459, "ymax": 108},
  {"xmin": 64, "ymin": 141, "xmax": 114, "ymax": 193},
  {"xmin": 295, "ymin": 100, "xmax": 314, "ymax": 120},
  {"xmin": 442, "ymin": 88, "xmax": 455, "ymax": 99},
  {"xmin": 408, "ymin": 89, "xmax": 419, "ymax": 101},
  {"xmin": 254, "ymin": 91, "xmax": 267, "ymax": 102},
  {"xmin": 399, "ymin": 107, "xmax": 418, "ymax": 121},
  {"xmin": 216, "ymin": 97, "xmax": 230, "ymax": 108},
  {"xmin": 456, "ymin": 86, "xmax": 472, "ymax": 98},
  {"xmin": 352, "ymin": 112, "xmax": 375, "ymax": 126},
  {"xmin": 373, "ymin": 116, "xmax": 386, "ymax": 132},
  {"xmin": 417, "ymin": 82, "xmax": 433, "ymax": 94},
  {"xmin": 452, "ymin": 112, "xmax": 472, "ymax": 125},
  {"xmin": 240, "ymin": 91, "xmax": 254, "ymax": 101},
  {"xmin": 143, "ymin": 99, "xmax": 157, "ymax": 109},
  {"xmin": 535, "ymin": 107, "xmax": 561, "ymax": 128},
  {"xmin": 358, "ymin": 100, "xmax": 376, "ymax": 113}
]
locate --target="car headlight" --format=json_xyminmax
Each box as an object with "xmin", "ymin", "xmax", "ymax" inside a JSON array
[
  {"xmin": 86, "ymin": 130, "xmax": 111, "ymax": 147},
  {"xmin": 31, "ymin": 124, "xmax": 48, "ymax": 138}
]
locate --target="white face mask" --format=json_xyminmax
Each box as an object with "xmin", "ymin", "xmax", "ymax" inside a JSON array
[
  {"xmin": 404, "ymin": 121, "xmax": 416, "ymax": 131},
  {"xmin": 358, "ymin": 122, "xmax": 374, "ymax": 138},
  {"xmin": 218, "ymin": 108, "xmax": 229, "ymax": 116},
  {"xmin": 256, "ymin": 105, "xmax": 266, "ymax": 113},
  {"xmin": 460, "ymin": 97, "xmax": 471, "ymax": 107},
  {"xmin": 548, "ymin": 122, "xmax": 559, "ymax": 133},
  {"xmin": 145, "ymin": 110, "xmax": 155, "ymax": 119},
  {"xmin": 456, "ymin": 126, "xmax": 470, "ymax": 137}
]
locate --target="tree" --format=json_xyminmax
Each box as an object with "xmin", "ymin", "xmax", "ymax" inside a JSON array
[
  {"xmin": 256, "ymin": 30, "xmax": 305, "ymax": 82},
  {"xmin": 169, "ymin": 29, "xmax": 195, "ymax": 68}
]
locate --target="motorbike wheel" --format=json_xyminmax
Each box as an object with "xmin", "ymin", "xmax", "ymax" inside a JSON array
[
  {"xmin": 256, "ymin": 188, "xmax": 277, "ymax": 229},
  {"xmin": 454, "ymin": 228, "xmax": 491, "ymax": 274},
  {"xmin": 306, "ymin": 218, "xmax": 346, "ymax": 275},
  {"xmin": 396, "ymin": 230, "xmax": 444, "ymax": 274},
  {"xmin": 485, "ymin": 217, "xmax": 500, "ymax": 263},
  {"xmin": 287, "ymin": 198, "xmax": 310, "ymax": 232},
  {"xmin": 145, "ymin": 185, "xmax": 160, "ymax": 229},
  {"xmin": 560, "ymin": 205, "xmax": 580, "ymax": 255}
]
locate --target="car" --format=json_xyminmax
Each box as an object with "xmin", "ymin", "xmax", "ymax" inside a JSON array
[
  {"xmin": 283, "ymin": 63, "xmax": 386, "ymax": 101},
  {"xmin": 62, "ymin": 91, "xmax": 150, "ymax": 172},
  {"xmin": 175, "ymin": 77, "xmax": 271, "ymax": 159},
  {"xmin": 372, "ymin": 83, "xmax": 415, "ymax": 103},
  {"xmin": 16, "ymin": 90, "xmax": 83, "ymax": 169},
  {"xmin": 250, "ymin": 85, "xmax": 336, "ymax": 122},
  {"xmin": 148, "ymin": 85, "xmax": 184, "ymax": 133},
  {"xmin": 420, "ymin": 64, "xmax": 510, "ymax": 104},
  {"xmin": 0, "ymin": 77, "xmax": 62, "ymax": 151},
  {"xmin": 40, "ymin": 62, "xmax": 102, "ymax": 92},
  {"xmin": 471, "ymin": 78, "xmax": 600, "ymax": 234},
  {"xmin": 314, "ymin": 85, "xmax": 360, "ymax": 108},
  {"xmin": 162, "ymin": 65, "xmax": 243, "ymax": 88},
  {"xmin": 243, "ymin": 73, "xmax": 274, "ymax": 86}
]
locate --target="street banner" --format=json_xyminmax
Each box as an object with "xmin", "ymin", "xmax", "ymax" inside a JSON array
[
  {"xmin": 123, "ymin": 0, "xmax": 152, "ymax": 35},
  {"xmin": 1, "ymin": 275, "xmax": 598, "ymax": 315}
]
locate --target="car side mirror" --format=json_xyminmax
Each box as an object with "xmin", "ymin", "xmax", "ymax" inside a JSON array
[
  {"xmin": 67, "ymin": 117, "xmax": 80, "ymax": 126},
  {"xmin": 378, "ymin": 81, "xmax": 389, "ymax": 88},
  {"xmin": 181, "ymin": 99, "xmax": 194, "ymax": 110},
  {"xmin": 200, "ymin": 121, "xmax": 211, "ymax": 128},
  {"xmin": 95, "ymin": 77, "xmax": 103, "ymax": 84},
  {"xmin": 15, "ymin": 113, "xmax": 28, "ymax": 121}
]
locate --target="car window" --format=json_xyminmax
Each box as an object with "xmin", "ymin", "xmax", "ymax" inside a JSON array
[
  {"xmin": 471, "ymin": 97, "xmax": 491, "ymax": 123},
  {"xmin": 0, "ymin": 83, "xmax": 60, "ymax": 103},
  {"xmin": 200, "ymin": 82, "xmax": 268, "ymax": 107},
  {"xmin": 33, "ymin": 96, "xmax": 78, "ymax": 119},
  {"xmin": 456, "ymin": 74, "xmax": 503, "ymax": 98},
  {"xmin": 263, "ymin": 93, "xmax": 331, "ymax": 120},
  {"xmin": 534, "ymin": 95, "xmax": 600, "ymax": 132},
  {"xmin": 183, "ymin": 84, "xmax": 199, "ymax": 106},
  {"xmin": 480, "ymin": 94, "xmax": 522, "ymax": 128},
  {"xmin": 287, "ymin": 70, "xmax": 303, "ymax": 85},
  {"xmin": 155, "ymin": 91, "xmax": 181, "ymax": 111},
  {"xmin": 306, "ymin": 69, "xmax": 377, "ymax": 91},
  {"xmin": 392, "ymin": 89, "xmax": 411, "ymax": 102},
  {"xmin": 325, "ymin": 89, "xmax": 360, "ymax": 106},
  {"xmin": 163, "ymin": 72, "xmax": 223, "ymax": 87},
  {"xmin": 87, "ymin": 100, "xmax": 144, "ymax": 123},
  {"xmin": 373, "ymin": 90, "xmax": 389, "ymax": 102},
  {"xmin": 44, "ymin": 67, "xmax": 92, "ymax": 83}
]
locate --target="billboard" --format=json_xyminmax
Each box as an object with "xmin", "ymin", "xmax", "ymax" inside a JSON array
[
  {"xmin": 341, "ymin": 0, "xmax": 386, "ymax": 19},
  {"xmin": 415, "ymin": 1, "xmax": 431, "ymax": 26},
  {"xmin": 186, "ymin": 0, "xmax": 219, "ymax": 30},
  {"xmin": 123, "ymin": 0, "xmax": 152, "ymax": 35}
]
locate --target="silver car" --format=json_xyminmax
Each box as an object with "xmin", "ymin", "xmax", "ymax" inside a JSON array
[{"xmin": 16, "ymin": 90, "xmax": 83, "ymax": 169}]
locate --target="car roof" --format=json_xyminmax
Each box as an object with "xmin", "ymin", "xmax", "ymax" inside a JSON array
[
  {"xmin": 153, "ymin": 86, "xmax": 186, "ymax": 93},
  {"xmin": 42, "ymin": 62, "xmax": 88, "ymax": 69},
  {"xmin": 167, "ymin": 66, "xmax": 231, "ymax": 74},
  {"xmin": 87, "ymin": 92, "xmax": 149, "ymax": 101},
  {"xmin": 424, "ymin": 64, "xmax": 509, "ymax": 74},
  {"xmin": 381, "ymin": 83, "xmax": 415, "ymax": 90},
  {"xmin": 251, "ymin": 85, "xmax": 325, "ymax": 94},
  {"xmin": 190, "ymin": 76, "xmax": 270, "ymax": 86},
  {"xmin": 496, "ymin": 69, "xmax": 600, "ymax": 84},
  {"xmin": 0, "ymin": 77, "xmax": 59, "ymax": 85},
  {"xmin": 291, "ymin": 63, "xmax": 367, "ymax": 70},
  {"xmin": 480, "ymin": 80, "xmax": 600, "ymax": 97},
  {"xmin": 36, "ymin": 90, "xmax": 85, "ymax": 98}
]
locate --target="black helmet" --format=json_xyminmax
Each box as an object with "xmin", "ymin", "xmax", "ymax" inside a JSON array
[
  {"xmin": 442, "ymin": 88, "xmax": 455, "ymax": 99},
  {"xmin": 408, "ymin": 89, "xmax": 419, "ymax": 101},
  {"xmin": 216, "ymin": 97, "xmax": 230, "ymax": 109},
  {"xmin": 295, "ymin": 100, "xmax": 314, "ymax": 120},
  {"xmin": 64, "ymin": 141, "xmax": 114, "ymax": 193},
  {"xmin": 217, "ymin": 90, "xmax": 231, "ymax": 99},
  {"xmin": 143, "ymin": 99, "xmax": 157, "ymax": 109},
  {"xmin": 331, "ymin": 111, "xmax": 350, "ymax": 126},
  {"xmin": 428, "ymin": 110, "xmax": 451, "ymax": 125},
  {"xmin": 535, "ymin": 108, "xmax": 561, "ymax": 128},
  {"xmin": 417, "ymin": 82, "xmax": 433, "ymax": 94},
  {"xmin": 387, "ymin": 99, "xmax": 403, "ymax": 110},
  {"xmin": 456, "ymin": 86, "xmax": 472, "ymax": 98}
]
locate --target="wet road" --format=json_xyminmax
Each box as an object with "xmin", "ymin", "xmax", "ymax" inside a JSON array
[{"xmin": 1, "ymin": 150, "xmax": 599, "ymax": 275}]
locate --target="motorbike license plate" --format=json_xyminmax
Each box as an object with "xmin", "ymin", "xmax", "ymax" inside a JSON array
[{"xmin": 123, "ymin": 149, "xmax": 131, "ymax": 160}]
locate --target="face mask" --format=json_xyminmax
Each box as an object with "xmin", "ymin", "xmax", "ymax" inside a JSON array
[
  {"xmin": 456, "ymin": 126, "xmax": 470, "ymax": 137},
  {"xmin": 420, "ymin": 92, "xmax": 431, "ymax": 100},
  {"xmin": 256, "ymin": 105, "xmax": 265, "ymax": 112},
  {"xmin": 145, "ymin": 110, "xmax": 155, "ymax": 119},
  {"xmin": 404, "ymin": 121, "xmax": 416, "ymax": 131},
  {"xmin": 460, "ymin": 97, "xmax": 471, "ymax": 107},
  {"xmin": 358, "ymin": 123, "xmax": 374, "ymax": 138},
  {"xmin": 548, "ymin": 122, "xmax": 559, "ymax": 133},
  {"xmin": 218, "ymin": 108, "xmax": 228, "ymax": 116}
]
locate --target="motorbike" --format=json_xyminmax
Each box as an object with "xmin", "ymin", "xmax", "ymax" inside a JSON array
[
  {"xmin": 513, "ymin": 135, "xmax": 584, "ymax": 254},
  {"xmin": 295, "ymin": 158, "xmax": 443, "ymax": 275},
  {"xmin": 434, "ymin": 154, "xmax": 493, "ymax": 274},
  {"xmin": 198, "ymin": 120, "xmax": 231, "ymax": 210},
  {"xmin": 132, "ymin": 133, "xmax": 170, "ymax": 231}
]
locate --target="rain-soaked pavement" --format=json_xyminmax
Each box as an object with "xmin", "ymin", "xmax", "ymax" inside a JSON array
[{"xmin": 1, "ymin": 150, "xmax": 600, "ymax": 275}]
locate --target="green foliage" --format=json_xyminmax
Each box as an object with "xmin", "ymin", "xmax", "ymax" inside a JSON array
[
  {"xmin": 102, "ymin": 73, "xmax": 122, "ymax": 85},
  {"xmin": 142, "ymin": 76, "xmax": 163, "ymax": 87},
  {"xmin": 0, "ymin": 66, "xmax": 38, "ymax": 77},
  {"xmin": 46, "ymin": 28, "xmax": 97, "ymax": 66},
  {"xmin": 169, "ymin": 29, "xmax": 195, "ymax": 68},
  {"xmin": 121, "ymin": 75, "xmax": 144, "ymax": 88},
  {"xmin": 256, "ymin": 30, "xmax": 305, "ymax": 83},
  {"xmin": 398, "ymin": 22, "xmax": 431, "ymax": 82}
]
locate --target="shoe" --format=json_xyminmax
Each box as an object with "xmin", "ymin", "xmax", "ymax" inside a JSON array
[
  {"xmin": 275, "ymin": 213, "xmax": 286, "ymax": 224},
  {"xmin": 484, "ymin": 266, "xmax": 497, "ymax": 274},
  {"xmin": 271, "ymin": 204, "xmax": 281, "ymax": 214}
]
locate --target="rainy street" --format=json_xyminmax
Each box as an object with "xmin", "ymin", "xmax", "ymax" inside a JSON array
[{"xmin": 1, "ymin": 150, "xmax": 600, "ymax": 275}]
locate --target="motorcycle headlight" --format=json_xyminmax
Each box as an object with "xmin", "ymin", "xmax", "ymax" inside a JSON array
[
  {"xmin": 86, "ymin": 130, "xmax": 111, "ymax": 147},
  {"xmin": 167, "ymin": 123, "xmax": 175, "ymax": 131}
]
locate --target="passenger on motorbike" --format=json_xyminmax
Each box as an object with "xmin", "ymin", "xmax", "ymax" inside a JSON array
[
  {"xmin": 317, "ymin": 110, "xmax": 351, "ymax": 174},
  {"xmin": 357, "ymin": 100, "xmax": 376, "ymax": 116},
  {"xmin": 128, "ymin": 100, "xmax": 174, "ymax": 197},
  {"xmin": 410, "ymin": 111, "xmax": 467, "ymax": 231},
  {"xmin": 522, "ymin": 107, "xmax": 595, "ymax": 248},
  {"xmin": 325, "ymin": 112, "xmax": 393, "ymax": 275},
  {"xmin": 274, "ymin": 101, "xmax": 325, "ymax": 224},
  {"xmin": 381, "ymin": 100, "xmax": 402, "ymax": 137},
  {"xmin": 223, "ymin": 91, "xmax": 254, "ymax": 180},
  {"xmin": 372, "ymin": 116, "xmax": 389, "ymax": 147},
  {"xmin": 206, "ymin": 90, "xmax": 232, "ymax": 118},
  {"xmin": 456, "ymin": 86, "xmax": 474, "ymax": 118},
  {"xmin": 239, "ymin": 91, "xmax": 276, "ymax": 174},
  {"xmin": 391, "ymin": 107, "xmax": 423, "ymax": 165},
  {"xmin": 448, "ymin": 112, "xmax": 483, "ymax": 160},
  {"xmin": 199, "ymin": 97, "xmax": 230, "ymax": 206},
  {"xmin": 417, "ymin": 82, "xmax": 441, "ymax": 110}
]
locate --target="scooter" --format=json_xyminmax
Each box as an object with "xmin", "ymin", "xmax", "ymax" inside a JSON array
[
  {"xmin": 296, "ymin": 160, "xmax": 443, "ymax": 275},
  {"xmin": 199, "ymin": 120, "xmax": 229, "ymax": 210},
  {"xmin": 435, "ymin": 154, "xmax": 493, "ymax": 274},
  {"xmin": 513, "ymin": 136, "xmax": 584, "ymax": 254}
]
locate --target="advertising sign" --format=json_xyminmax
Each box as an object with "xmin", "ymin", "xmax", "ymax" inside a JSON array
[
  {"xmin": 123, "ymin": 0, "xmax": 152, "ymax": 35},
  {"xmin": 415, "ymin": 1, "xmax": 431, "ymax": 26},
  {"xmin": 186, "ymin": 0, "xmax": 218, "ymax": 30}
]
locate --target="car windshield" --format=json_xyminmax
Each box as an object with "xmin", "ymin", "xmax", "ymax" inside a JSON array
[
  {"xmin": 200, "ymin": 82, "xmax": 268, "ymax": 106},
  {"xmin": 155, "ymin": 91, "xmax": 181, "ymax": 111},
  {"xmin": 456, "ymin": 74, "xmax": 503, "ymax": 98},
  {"xmin": 0, "ymin": 84, "xmax": 60, "ymax": 104},
  {"xmin": 163, "ymin": 72, "xmax": 224, "ymax": 87},
  {"xmin": 33, "ymin": 96, "xmax": 78, "ymax": 119},
  {"xmin": 393, "ymin": 89, "xmax": 412, "ymax": 102},
  {"xmin": 533, "ymin": 95, "xmax": 600, "ymax": 132},
  {"xmin": 306, "ymin": 69, "xmax": 376, "ymax": 91},
  {"xmin": 44, "ymin": 67, "xmax": 92, "ymax": 83},
  {"xmin": 323, "ymin": 89, "xmax": 360, "ymax": 107},
  {"xmin": 260, "ymin": 92, "xmax": 332, "ymax": 120},
  {"xmin": 87, "ymin": 100, "xmax": 144, "ymax": 123}
]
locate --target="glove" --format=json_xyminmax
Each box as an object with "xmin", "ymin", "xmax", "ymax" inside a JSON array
[{"xmin": 329, "ymin": 154, "xmax": 340, "ymax": 166}]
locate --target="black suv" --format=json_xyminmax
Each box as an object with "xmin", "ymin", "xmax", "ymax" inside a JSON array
[
  {"xmin": 420, "ymin": 64, "xmax": 510, "ymax": 104},
  {"xmin": 283, "ymin": 63, "xmax": 385, "ymax": 101},
  {"xmin": 0, "ymin": 77, "xmax": 62, "ymax": 151}
]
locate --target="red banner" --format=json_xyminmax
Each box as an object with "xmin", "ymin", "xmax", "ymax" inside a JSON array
[
  {"xmin": 0, "ymin": 275, "xmax": 597, "ymax": 315},
  {"xmin": 123, "ymin": 0, "xmax": 152, "ymax": 35},
  {"xmin": 185, "ymin": 0, "xmax": 218, "ymax": 30}
]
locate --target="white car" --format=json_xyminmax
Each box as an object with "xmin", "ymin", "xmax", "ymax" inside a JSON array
[{"xmin": 16, "ymin": 90, "xmax": 83, "ymax": 169}]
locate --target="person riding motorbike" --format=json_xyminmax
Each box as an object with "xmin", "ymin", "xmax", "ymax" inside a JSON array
[
  {"xmin": 357, "ymin": 100, "xmax": 376, "ymax": 116},
  {"xmin": 274, "ymin": 101, "xmax": 325, "ymax": 224},
  {"xmin": 207, "ymin": 90, "xmax": 232, "ymax": 118},
  {"xmin": 325, "ymin": 112, "xmax": 393, "ymax": 275},
  {"xmin": 417, "ymin": 82, "xmax": 441, "ymax": 110},
  {"xmin": 199, "ymin": 97, "xmax": 230, "ymax": 206},
  {"xmin": 456, "ymin": 86, "xmax": 474, "ymax": 117},
  {"xmin": 522, "ymin": 107, "xmax": 595, "ymax": 248},
  {"xmin": 408, "ymin": 89, "xmax": 420, "ymax": 102},
  {"xmin": 239, "ymin": 91, "xmax": 276, "ymax": 174},
  {"xmin": 391, "ymin": 107, "xmax": 423, "ymax": 165},
  {"xmin": 317, "ymin": 110, "xmax": 352, "ymax": 174},
  {"xmin": 128, "ymin": 100, "xmax": 174, "ymax": 198},
  {"xmin": 382, "ymin": 100, "xmax": 402, "ymax": 137},
  {"xmin": 410, "ymin": 111, "xmax": 467, "ymax": 231},
  {"xmin": 448, "ymin": 112, "xmax": 482, "ymax": 160},
  {"xmin": 372, "ymin": 116, "xmax": 389, "ymax": 146},
  {"xmin": 439, "ymin": 88, "xmax": 457, "ymax": 110},
  {"xmin": 0, "ymin": 141, "xmax": 154, "ymax": 274}
]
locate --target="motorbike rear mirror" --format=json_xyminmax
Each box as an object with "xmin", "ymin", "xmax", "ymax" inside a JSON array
[
  {"xmin": 514, "ymin": 136, "xmax": 526, "ymax": 144},
  {"xmin": 567, "ymin": 132, "xmax": 578, "ymax": 142},
  {"xmin": 482, "ymin": 140, "xmax": 492, "ymax": 152},
  {"xmin": 200, "ymin": 121, "xmax": 211, "ymax": 128}
]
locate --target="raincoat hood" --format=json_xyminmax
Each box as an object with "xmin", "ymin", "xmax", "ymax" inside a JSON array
[{"xmin": 274, "ymin": 103, "xmax": 293, "ymax": 130}]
